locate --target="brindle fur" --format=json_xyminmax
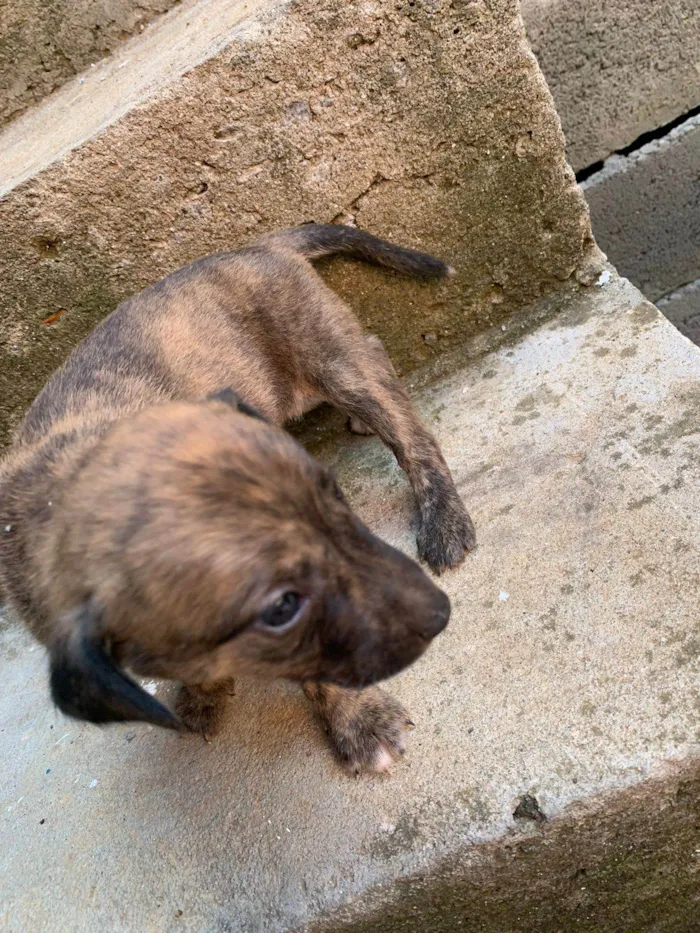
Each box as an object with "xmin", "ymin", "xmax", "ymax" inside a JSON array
[{"xmin": 0, "ymin": 224, "xmax": 474, "ymax": 773}]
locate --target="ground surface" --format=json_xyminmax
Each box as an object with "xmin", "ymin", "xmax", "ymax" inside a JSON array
[{"xmin": 1, "ymin": 275, "xmax": 699, "ymax": 931}]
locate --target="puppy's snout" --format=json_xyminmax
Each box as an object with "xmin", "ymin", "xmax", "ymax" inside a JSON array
[
  {"xmin": 377, "ymin": 539, "xmax": 451, "ymax": 642},
  {"xmin": 414, "ymin": 588, "xmax": 451, "ymax": 640},
  {"xmin": 390, "ymin": 546, "xmax": 451, "ymax": 641},
  {"xmin": 322, "ymin": 525, "xmax": 453, "ymax": 687}
]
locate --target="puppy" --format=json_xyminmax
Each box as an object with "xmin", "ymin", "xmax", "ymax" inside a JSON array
[{"xmin": 0, "ymin": 224, "xmax": 475, "ymax": 773}]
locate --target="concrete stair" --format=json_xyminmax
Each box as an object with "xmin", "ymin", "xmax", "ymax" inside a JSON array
[
  {"xmin": 2, "ymin": 274, "xmax": 700, "ymax": 931},
  {"xmin": 0, "ymin": 0, "xmax": 182, "ymax": 127},
  {"xmin": 0, "ymin": 0, "xmax": 595, "ymax": 450},
  {"xmin": 1, "ymin": 0, "xmax": 699, "ymax": 930}
]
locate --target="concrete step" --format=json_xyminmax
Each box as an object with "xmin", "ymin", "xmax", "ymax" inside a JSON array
[
  {"xmin": 0, "ymin": 0, "xmax": 265, "ymax": 193},
  {"xmin": 2, "ymin": 273, "xmax": 699, "ymax": 932},
  {"xmin": 0, "ymin": 0, "xmax": 598, "ymax": 451},
  {"xmin": 0, "ymin": 0, "xmax": 182, "ymax": 127}
]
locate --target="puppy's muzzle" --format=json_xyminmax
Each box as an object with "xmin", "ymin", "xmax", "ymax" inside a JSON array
[
  {"xmin": 410, "ymin": 586, "xmax": 451, "ymax": 641},
  {"xmin": 319, "ymin": 526, "xmax": 452, "ymax": 687}
]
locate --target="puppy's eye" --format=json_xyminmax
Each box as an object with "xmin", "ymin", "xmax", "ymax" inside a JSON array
[{"xmin": 259, "ymin": 592, "xmax": 304, "ymax": 630}]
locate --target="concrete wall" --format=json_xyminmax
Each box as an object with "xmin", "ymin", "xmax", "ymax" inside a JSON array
[
  {"xmin": 582, "ymin": 115, "xmax": 700, "ymax": 302},
  {"xmin": 582, "ymin": 113, "xmax": 700, "ymax": 342},
  {"xmin": 522, "ymin": 0, "xmax": 700, "ymax": 172},
  {"xmin": 0, "ymin": 0, "xmax": 597, "ymax": 450},
  {"xmin": 521, "ymin": 0, "xmax": 700, "ymax": 347},
  {"xmin": 0, "ymin": 0, "xmax": 180, "ymax": 125},
  {"xmin": 658, "ymin": 281, "xmax": 700, "ymax": 347}
]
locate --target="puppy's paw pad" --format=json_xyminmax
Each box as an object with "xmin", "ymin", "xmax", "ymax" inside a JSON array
[
  {"xmin": 332, "ymin": 690, "xmax": 412, "ymax": 774},
  {"xmin": 175, "ymin": 686, "xmax": 229, "ymax": 737},
  {"xmin": 418, "ymin": 504, "xmax": 476, "ymax": 572},
  {"xmin": 347, "ymin": 415, "xmax": 375, "ymax": 436},
  {"xmin": 370, "ymin": 744, "xmax": 399, "ymax": 774}
]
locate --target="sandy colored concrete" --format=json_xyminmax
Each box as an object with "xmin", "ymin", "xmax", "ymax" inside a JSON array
[
  {"xmin": 0, "ymin": 0, "xmax": 266, "ymax": 191},
  {"xmin": 0, "ymin": 0, "xmax": 596, "ymax": 451},
  {"xmin": 659, "ymin": 279, "xmax": 700, "ymax": 348},
  {"xmin": 0, "ymin": 0, "xmax": 181, "ymax": 126},
  {"xmin": 582, "ymin": 113, "xmax": 700, "ymax": 304},
  {"xmin": 2, "ymin": 275, "xmax": 700, "ymax": 931},
  {"xmin": 522, "ymin": 0, "xmax": 700, "ymax": 172}
]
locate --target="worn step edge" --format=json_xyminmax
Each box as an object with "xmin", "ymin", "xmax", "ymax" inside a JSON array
[{"xmin": 0, "ymin": 0, "xmax": 279, "ymax": 197}]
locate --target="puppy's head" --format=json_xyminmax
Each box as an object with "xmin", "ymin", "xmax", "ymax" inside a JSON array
[{"xmin": 47, "ymin": 393, "xmax": 450, "ymax": 728}]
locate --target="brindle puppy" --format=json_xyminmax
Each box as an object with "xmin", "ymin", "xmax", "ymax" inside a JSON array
[{"xmin": 0, "ymin": 225, "xmax": 475, "ymax": 773}]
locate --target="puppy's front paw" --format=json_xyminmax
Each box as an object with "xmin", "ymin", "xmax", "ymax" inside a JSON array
[
  {"xmin": 418, "ymin": 499, "xmax": 476, "ymax": 573},
  {"xmin": 305, "ymin": 684, "xmax": 414, "ymax": 774},
  {"xmin": 175, "ymin": 681, "xmax": 233, "ymax": 739}
]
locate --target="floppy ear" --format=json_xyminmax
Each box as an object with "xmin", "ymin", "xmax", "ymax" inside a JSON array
[
  {"xmin": 207, "ymin": 386, "xmax": 267, "ymax": 422},
  {"xmin": 49, "ymin": 605, "xmax": 184, "ymax": 731}
]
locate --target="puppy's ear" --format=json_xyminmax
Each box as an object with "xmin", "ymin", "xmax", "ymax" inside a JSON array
[
  {"xmin": 207, "ymin": 387, "xmax": 267, "ymax": 422},
  {"xmin": 49, "ymin": 605, "xmax": 184, "ymax": 731}
]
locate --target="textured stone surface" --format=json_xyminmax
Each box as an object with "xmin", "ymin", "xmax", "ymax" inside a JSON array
[
  {"xmin": 0, "ymin": 0, "xmax": 265, "ymax": 190},
  {"xmin": 0, "ymin": 0, "xmax": 180, "ymax": 126},
  {"xmin": 522, "ymin": 0, "xmax": 700, "ymax": 172},
  {"xmin": 2, "ymin": 276, "xmax": 700, "ymax": 932},
  {"xmin": 582, "ymin": 114, "xmax": 700, "ymax": 303},
  {"xmin": 0, "ymin": 0, "xmax": 596, "ymax": 450},
  {"xmin": 316, "ymin": 761, "xmax": 700, "ymax": 933}
]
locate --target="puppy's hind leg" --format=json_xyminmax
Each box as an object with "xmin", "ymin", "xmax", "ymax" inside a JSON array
[
  {"xmin": 303, "ymin": 682, "xmax": 414, "ymax": 774},
  {"xmin": 346, "ymin": 336, "xmax": 391, "ymax": 436},
  {"xmin": 313, "ymin": 336, "xmax": 476, "ymax": 572},
  {"xmin": 175, "ymin": 679, "xmax": 236, "ymax": 740}
]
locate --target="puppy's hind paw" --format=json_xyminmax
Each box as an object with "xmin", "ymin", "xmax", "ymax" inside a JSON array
[{"xmin": 346, "ymin": 415, "xmax": 375, "ymax": 436}]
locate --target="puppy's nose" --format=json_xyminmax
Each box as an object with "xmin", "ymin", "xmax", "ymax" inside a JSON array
[{"xmin": 417, "ymin": 588, "xmax": 451, "ymax": 640}]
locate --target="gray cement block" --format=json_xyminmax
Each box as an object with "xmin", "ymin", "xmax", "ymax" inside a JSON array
[
  {"xmin": 658, "ymin": 279, "xmax": 700, "ymax": 346},
  {"xmin": 522, "ymin": 0, "xmax": 700, "ymax": 172},
  {"xmin": 0, "ymin": 0, "xmax": 596, "ymax": 451},
  {"xmin": 2, "ymin": 275, "xmax": 700, "ymax": 931},
  {"xmin": 582, "ymin": 115, "xmax": 700, "ymax": 303}
]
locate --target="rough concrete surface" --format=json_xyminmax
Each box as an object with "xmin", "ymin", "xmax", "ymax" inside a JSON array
[
  {"xmin": 0, "ymin": 0, "xmax": 596, "ymax": 450},
  {"xmin": 2, "ymin": 275, "xmax": 700, "ymax": 932},
  {"xmin": 316, "ymin": 760, "xmax": 700, "ymax": 933},
  {"xmin": 582, "ymin": 113, "xmax": 700, "ymax": 305},
  {"xmin": 0, "ymin": 0, "xmax": 265, "ymax": 190},
  {"xmin": 0, "ymin": 0, "xmax": 180, "ymax": 126},
  {"xmin": 522, "ymin": 0, "xmax": 700, "ymax": 172},
  {"xmin": 659, "ymin": 279, "xmax": 700, "ymax": 348}
]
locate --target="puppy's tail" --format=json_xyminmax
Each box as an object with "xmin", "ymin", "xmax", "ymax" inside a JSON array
[{"xmin": 264, "ymin": 224, "xmax": 454, "ymax": 280}]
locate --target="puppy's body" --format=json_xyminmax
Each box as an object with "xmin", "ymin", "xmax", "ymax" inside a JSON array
[{"xmin": 0, "ymin": 225, "xmax": 474, "ymax": 772}]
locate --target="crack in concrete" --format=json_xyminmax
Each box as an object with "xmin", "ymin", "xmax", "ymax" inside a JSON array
[
  {"xmin": 657, "ymin": 278, "xmax": 700, "ymax": 307},
  {"xmin": 576, "ymin": 104, "xmax": 700, "ymax": 186}
]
